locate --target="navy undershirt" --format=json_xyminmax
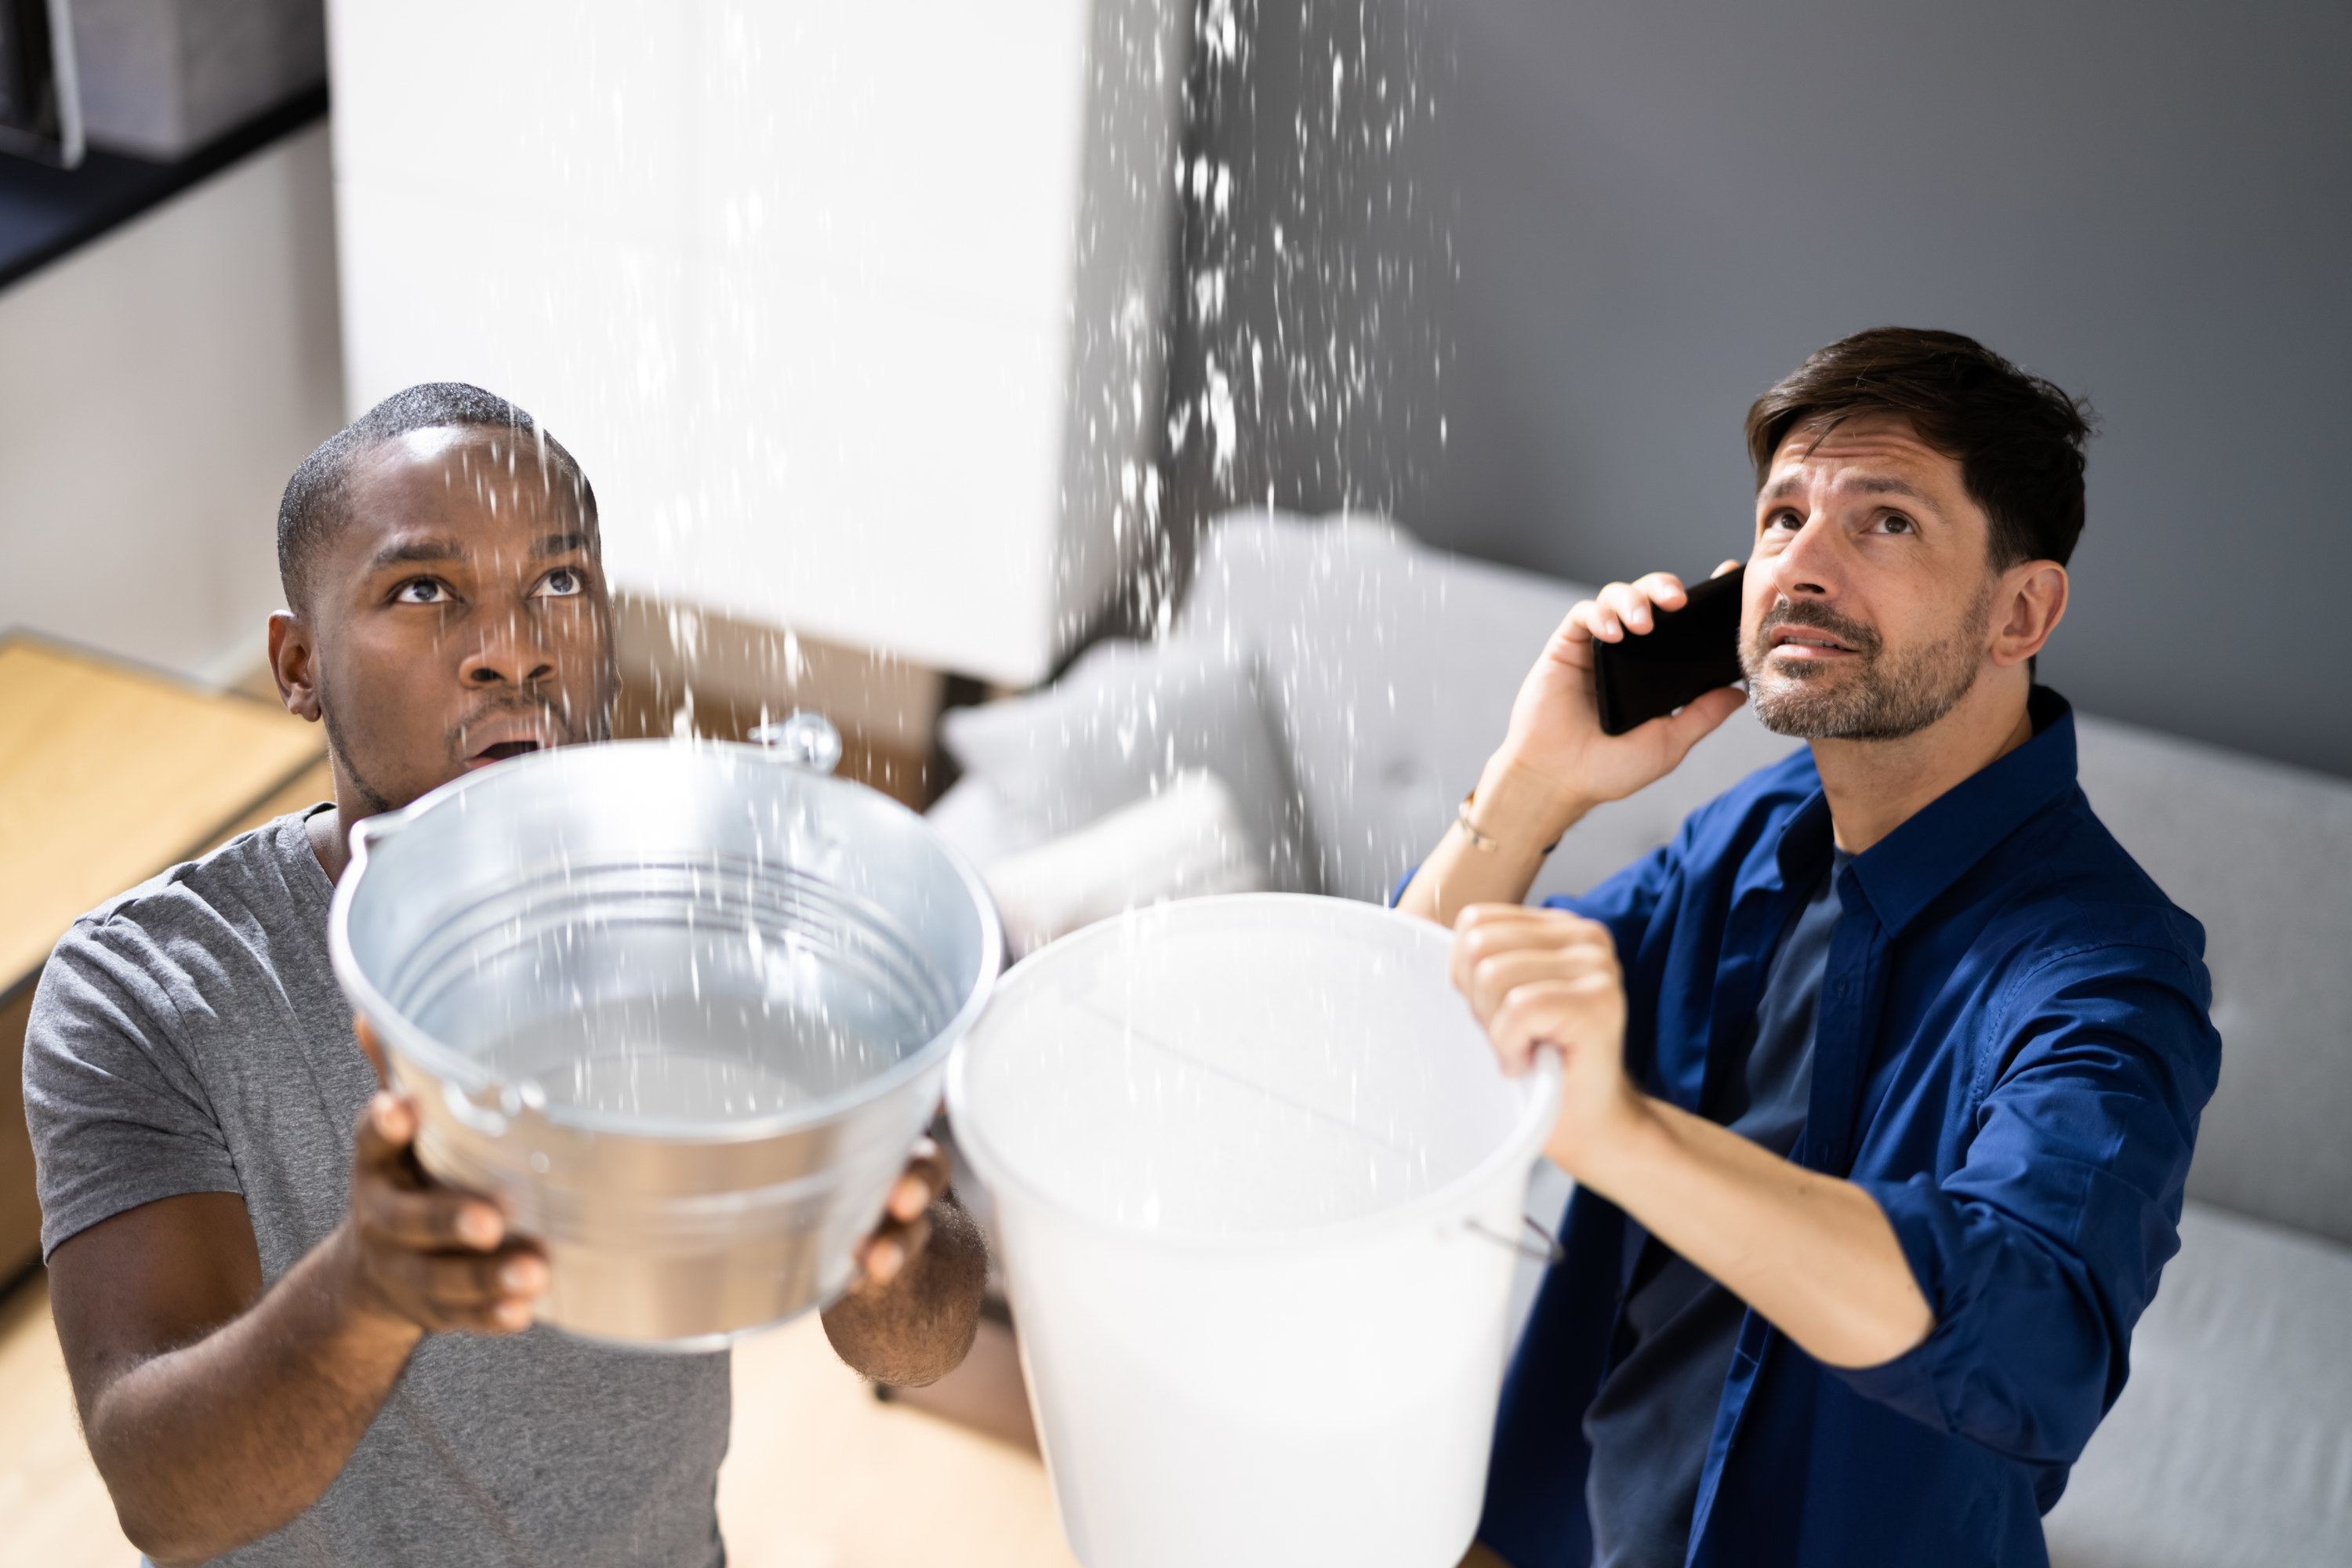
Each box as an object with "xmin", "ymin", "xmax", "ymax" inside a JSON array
[{"xmin": 1581, "ymin": 848, "xmax": 1850, "ymax": 1568}]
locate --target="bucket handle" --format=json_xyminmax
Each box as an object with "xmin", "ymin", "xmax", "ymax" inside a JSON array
[
  {"xmin": 749, "ymin": 711, "xmax": 844, "ymax": 775},
  {"xmin": 1465, "ymin": 1212, "xmax": 1566, "ymax": 1266},
  {"xmin": 442, "ymin": 1080, "xmax": 513, "ymax": 1138}
]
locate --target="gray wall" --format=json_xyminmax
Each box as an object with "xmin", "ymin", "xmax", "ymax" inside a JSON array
[{"xmin": 1169, "ymin": 0, "xmax": 2351, "ymax": 779}]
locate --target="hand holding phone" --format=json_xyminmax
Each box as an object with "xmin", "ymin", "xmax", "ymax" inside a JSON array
[
  {"xmin": 1466, "ymin": 564, "xmax": 1748, "ymax": 854},
  {"xmin": 1591, "ymin": 564, "xmax": 1747, "ymax": 735}
]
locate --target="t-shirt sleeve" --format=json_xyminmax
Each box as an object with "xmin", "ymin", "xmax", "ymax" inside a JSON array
[{"xmin": 24, "ymin": 919, "xmax": 244, "ymax": 1260}]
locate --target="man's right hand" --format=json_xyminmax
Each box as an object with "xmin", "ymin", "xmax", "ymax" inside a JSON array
[
  {"xmin": 1396, "ymin": 562, "xmax": 1747, "ymax": 928},
  {"xmin": 339, "ymin": 1016, "xmax": 547, "ymax": 1336},
  {"xmin": 1481, "ymin": 564, "xmax": 1748, "ymax": 826}
]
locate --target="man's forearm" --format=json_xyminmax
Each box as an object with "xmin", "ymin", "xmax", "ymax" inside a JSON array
[
  {"xmin": 89, "ymin": 1224, "xmax": 420, "ymax": 1566},
  {"xmin": 1577, "ymin": 1098, "xmax": 1934, "ymax": 1369},
  {"xmin": 1397, "ymin": 755, "xmax": 1594, "ymax": 926}
]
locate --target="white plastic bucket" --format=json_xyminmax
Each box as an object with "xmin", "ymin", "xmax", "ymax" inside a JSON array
[{"xmin": 947, "ymin": 894, "xmax": 1563, "ymax": 1568}]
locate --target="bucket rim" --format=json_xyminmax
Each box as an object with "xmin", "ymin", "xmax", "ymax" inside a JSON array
[
  {"xmin": 328, "ymin": 738, "xmax": 1004, "ymax": 1144},
  {"xmin": 945, "ymin": 892, "xmax": 1563, "ymax": 1254}
]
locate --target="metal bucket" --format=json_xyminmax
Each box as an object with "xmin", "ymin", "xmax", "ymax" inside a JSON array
[{"xmin": 327, "ymin": 739, "xmax": 1001, "ymax": 1348}]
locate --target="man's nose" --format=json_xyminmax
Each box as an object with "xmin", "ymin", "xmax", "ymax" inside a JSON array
[
  {"xmin": 1765, "ymin": 514, "xmax": 1842, "ymax": 601},
  {"xmin": 460, "ymin": 612, "xmax": 556, "ymax": 687}
]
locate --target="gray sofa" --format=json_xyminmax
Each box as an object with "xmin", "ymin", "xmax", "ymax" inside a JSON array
[{"xmin": 931, "ymin": 511, "xmax": 2352, "ymax": 1565}]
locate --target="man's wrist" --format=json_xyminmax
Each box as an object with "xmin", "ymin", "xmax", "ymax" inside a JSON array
[
  {"xmin": 1472, "ymin": 753, "xmax": 1596, "ymax": 851},
  {"xmin": 321, "ymin": 1223, "xmax": 426, "ymax": 1351},
  {"xmin": 1547, "ymin": 1080, "xmax": 1668, "ymax": 1192}
]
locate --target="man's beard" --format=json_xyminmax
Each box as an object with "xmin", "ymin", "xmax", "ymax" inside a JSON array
[
  {"xmin": 320, "ymin": 686, "xmax": 608, "ymax": 820},
  {"xmin": 1740, "ymin": 583, "xmax": 1993, "ymax": 742},
  {"xmin": 318, "ymin": 695, "xmax": 399, "ymax": 818}
]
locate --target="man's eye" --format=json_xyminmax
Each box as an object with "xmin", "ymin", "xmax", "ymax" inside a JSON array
[
  {"xmin": 535, "ymin": 568, "xmax": 584, "ymax": 598},
  {"xmin": 1877, "ymin": 513, "xmax": 1915, "ymax": 535},
  {"xmin": 1768, "ymin": 510, "xmax": 1802, "ymax": 532},
  {"xmin": 394, "ymin": 579, "xmax": 451, "ymax": 604}
]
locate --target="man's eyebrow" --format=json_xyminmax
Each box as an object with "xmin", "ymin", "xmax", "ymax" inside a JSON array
[
  {"xmin": 1849, "ymin": 475, "xmax": 1929, "ymax": 500},
  {"xmin": 368, "ymin": 535, "xmax": 467, "ymax": 570},
  {"xmin": 1759, "ymin": 474, "xmax": 1931, "ymax": 503},
  {"xmin": 532, "ymin": 531, "xmax": 594, "ymax": 557}
]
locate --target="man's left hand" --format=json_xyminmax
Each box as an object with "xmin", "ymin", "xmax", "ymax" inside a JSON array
[
  {"xmin": 819, "ymin": 1136, "xmax": 987, "ymax": 1387},
  {"xmin": 847, "ymin": 1136, "xmax": 952, "ymax": 1293},
  {"xmin": 1450, "ymin": 904, "xmax": 1649, "ymax": 1175}
]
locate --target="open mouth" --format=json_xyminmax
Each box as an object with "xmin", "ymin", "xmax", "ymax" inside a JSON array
[
  {"xmin": 461, "ymin": 720, "xmax": 560, "ymax": 770},
  {"xmin": 1769, "ymin": 626, "xmax": 1863, "ymax": 657}
]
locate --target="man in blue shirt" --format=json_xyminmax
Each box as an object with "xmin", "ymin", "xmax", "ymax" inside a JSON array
[{"xmin": 1397, "ymin": 327, "xmax": 2220, "ymax": 1567}]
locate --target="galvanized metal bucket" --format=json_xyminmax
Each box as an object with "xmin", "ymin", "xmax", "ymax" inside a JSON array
[{"xmin": 328, "ymin": 738, "xmax": 1001, "ymax": 1348}]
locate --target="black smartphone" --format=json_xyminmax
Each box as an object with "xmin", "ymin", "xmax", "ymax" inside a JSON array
[{"xmin": 1592, "ymin": 565, "xmax": 1746, "ymax": 736}]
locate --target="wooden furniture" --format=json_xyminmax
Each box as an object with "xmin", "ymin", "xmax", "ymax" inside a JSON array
[{"xmin": 0, "ymin": 636, "xmax": 328, "ymax": 1283}]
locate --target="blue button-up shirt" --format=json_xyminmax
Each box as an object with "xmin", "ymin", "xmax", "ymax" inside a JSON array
[{"xmin": 1479, "ymin": 690, "xmax": 2221, "ymax": 1568}]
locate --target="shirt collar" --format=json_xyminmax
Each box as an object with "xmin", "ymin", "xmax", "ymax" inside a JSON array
[
  {"xmin": 1842, "ymin": 686, "xmax": 2079, "ymax": 938},
  {"xmin": 1766, "ymin": 787, "xmax": 1836, "ymax": 891}
]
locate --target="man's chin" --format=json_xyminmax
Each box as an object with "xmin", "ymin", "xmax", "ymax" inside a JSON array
[
  {"xmin": 1751, "ymin": 670, "xmax": 1980, "ymax": 744},
  {"xmin": 1749, "ymin": 671, "xmax": 1870, "ymax": 740}
]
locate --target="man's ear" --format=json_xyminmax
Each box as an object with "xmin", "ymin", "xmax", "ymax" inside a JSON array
[
  {"xmin": 1990, "ymin": 561, "xmax": 2069, "ymax": 669},
  {"xmin": 267, "ymin": 611, "xmax": 324, "ymax": 723}
]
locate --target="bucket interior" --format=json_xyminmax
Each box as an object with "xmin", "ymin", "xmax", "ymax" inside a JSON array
[
  {"xmin": 956, "ymin": 896, "xmax": 1530, "ymax": 1239},
  {"xmin": 340, "ymin": 743, "xmax": 991, "ymax": 1131},
  {"xmin": 392, "ymin": 859, "xmax": 952, "ymax": 1120}
]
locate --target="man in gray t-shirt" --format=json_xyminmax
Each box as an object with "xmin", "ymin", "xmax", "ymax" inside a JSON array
[{"xmin": 25, "ymin": 383, "xmax": 985, "ymax": 1566}]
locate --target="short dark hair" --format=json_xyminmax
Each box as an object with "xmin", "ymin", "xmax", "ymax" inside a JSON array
[
  {"xmin": 1744, "ymin": 328, "xmax": 2095, "ymax": 569},
  {"xmin": 276, "ymin": 382, "xmax": 597, "ymax": 611}
]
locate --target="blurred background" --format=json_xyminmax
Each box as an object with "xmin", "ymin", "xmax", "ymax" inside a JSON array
[
  {"xmin": 2, "ymin": 2, "xmax": 2346, "ymax": 1565},
  {"xmin": 6, "ymin": 0, "xmax": 2346, "ymax": 775}
]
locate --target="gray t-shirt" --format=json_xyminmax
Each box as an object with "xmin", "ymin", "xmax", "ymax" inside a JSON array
[{"xmin": 24, "ymin": 808, "xmax": 731, "ymax": 1567}]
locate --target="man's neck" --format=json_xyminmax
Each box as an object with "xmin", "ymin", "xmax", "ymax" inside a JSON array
[
  {"xmin": 1810, "ymin": 668, "xmax": 2037, "ymax": 856},
  {"xmin": 306, "ymin": 804, "xmax": 349, "ymax": 885},
  {"xmin": 307, "ymin": 754, "xmax": 405, "ymax": 885},
  {"xmin": 307, "ymin": 753, "xmax": 375, "ymax": 885}
]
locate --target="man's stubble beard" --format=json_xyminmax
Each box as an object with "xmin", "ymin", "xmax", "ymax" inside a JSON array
[
  {"xmin": 316, "ymin": 694, "xmax": 401, "ymax": 818},
  {"xmin": 1740, "ymin": 578, "xmax": 1995, "ymax": 742},
  {"xmin": 319, "ymin": 662, "xmax": 615, "ymax": 822}
]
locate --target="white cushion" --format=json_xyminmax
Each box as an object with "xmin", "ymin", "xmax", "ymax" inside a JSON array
[
  {"xmin": 2044, "ymin": 1200, "xmax": 2352, "ymax": 1567},
  {"xmin": 980, "ymin": 770, "xmax": 1265, "ymax": 956},
  {"xmin": 939, "ymin": 637, "xmax": 1317, "ymax": 894},
  {"xmin": 924, "ymin": 775, "xmax": 1040, "ymax": 868}
]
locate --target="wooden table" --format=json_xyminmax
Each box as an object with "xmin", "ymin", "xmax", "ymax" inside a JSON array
[{"xmin": 0, "ymin": 636, "xmax": 329, "ymax": 1282}]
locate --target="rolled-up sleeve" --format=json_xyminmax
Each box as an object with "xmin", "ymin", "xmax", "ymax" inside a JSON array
[
  {"xmin": 1836, "ymin": 942, "xmax": 2220, "ymax": 1465},
  {"xmin": 1543, "ymin": 840, "xmax": 1675, "ymax": 959}
]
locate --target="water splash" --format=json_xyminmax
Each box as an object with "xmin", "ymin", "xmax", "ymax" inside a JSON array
[{"xmin": 1160, "ymin": 0, "xmax": 1454, "ymax": 543}]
